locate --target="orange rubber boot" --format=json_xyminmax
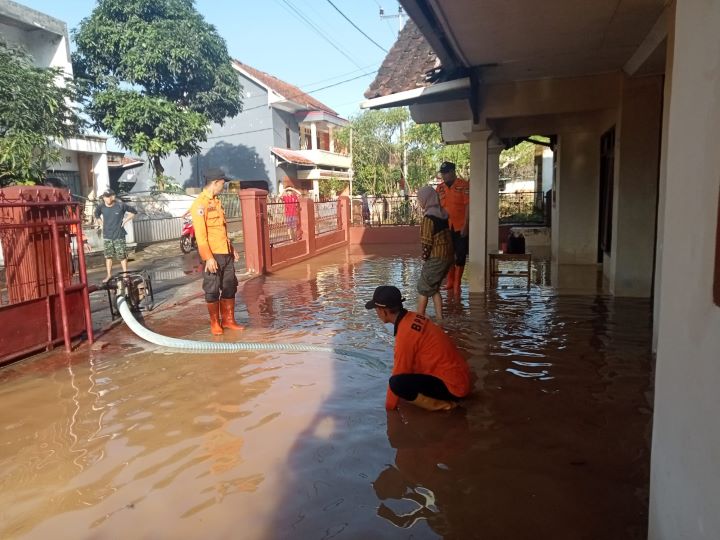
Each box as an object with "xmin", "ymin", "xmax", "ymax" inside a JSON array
[
  {"xmin": 207, "ymin": 302, "xmax": 223, "ymax": 335},
  {"xmin": 454, "ymin": 265, "xmax": 465, "ymax": 295},
  {"xmin": 445, "ymin": 265, "xmax": 456, "ymax": 290},
  {"xmin": 220, "ymin": 298, "xmax": 245, "ymax": 331}
]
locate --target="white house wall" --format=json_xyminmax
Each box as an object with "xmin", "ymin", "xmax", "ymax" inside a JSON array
[
  {"xmin": 649, "ymin": 0, "xmax": 720, "ymax": 537},
  {"xmin": 53, "ymin": 149, "xmax": 80, "ymax": 172},
  {"xmin": 554, "ymin": 130, "xmax": 600, "ymax": 265},
  {"xmin": 608, "ymin": 75, "xmax": 663, "ymax": 297},
  {"xmin": 0, "ymin": 21, "xmax": 71, "ymax": 77}
]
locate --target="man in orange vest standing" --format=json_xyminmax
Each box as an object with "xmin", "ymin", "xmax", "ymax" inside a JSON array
[
  {"xmin": 435, "ymin": 162, "xmax": 469, "ymax": 295},
  {"xmin": 189, "ymin": 168, "xmax": 245, "ymax": 335}
]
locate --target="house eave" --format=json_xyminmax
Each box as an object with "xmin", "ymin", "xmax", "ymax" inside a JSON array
[{"xmin": 360, "ymin": 77, "xmax": 470, "ymax": 110}]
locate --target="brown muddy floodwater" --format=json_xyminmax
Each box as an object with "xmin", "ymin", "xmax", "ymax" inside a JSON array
[{"xmin": 0, "ymin": 246, "xmax": 653, "ymax": 540}]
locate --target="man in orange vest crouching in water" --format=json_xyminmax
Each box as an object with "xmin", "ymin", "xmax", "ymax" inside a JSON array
[
  {"xmin": 435, "ymin": 161, "xmax": 469, "ymax": 296},
  {"xmin": 189, "ymin": 168, "xmax": 245, "ymax": 335},
  {"xmin": 365, "ymin": 285, "xmax": 471, "ymax": 411}
]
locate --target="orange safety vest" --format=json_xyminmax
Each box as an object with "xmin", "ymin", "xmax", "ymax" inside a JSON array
[
  {"xmin": 189, "ymin": 189, "xmax": 232, "ymax": 261},
  {"xmin": 436, "ymin": 178, "xmax": 470, "ymax": 232},
  {"xmin": 387, "ymin": 310, "xmax": 471, "ymax": 410}
]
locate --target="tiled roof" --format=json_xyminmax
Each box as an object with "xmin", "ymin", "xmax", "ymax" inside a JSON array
[
  {"xmin": 364, "ymin": 20, "xmax": 439, "ymax": 99},
  {"xmin": 233, "ymin": 61, "xmax": 339, "ymax": 116},
  {"xmin": 107, "ymin": 153, "xmax": 144, "ymax": 169},
  {"xmin": 270, "ymin": 148, "xmax": 316, "ymax": 166}
]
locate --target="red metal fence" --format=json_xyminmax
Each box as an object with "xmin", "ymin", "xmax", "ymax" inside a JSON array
[
  {"xmin": 267, "ymin": 199, "xmax": 302, "ymax": 247},
  {"xmin": 0, "ymin": 187, "xmax": 93, "ymax": 364},
  {"xmin": 239, "ymin": 190, "xmax": 350, "ymax": 274},
  {"xmin": 314, "ymin": 199, "xmax": 341, "ymax": 236},
  {"xmin": 350, "ymin": 195, "xmax": 422, "ymax": 226}
]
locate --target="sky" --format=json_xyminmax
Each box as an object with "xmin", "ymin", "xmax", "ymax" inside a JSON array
[{"xmin": 18, "ymin": 0, "xmax": 404, "ymax": 118}]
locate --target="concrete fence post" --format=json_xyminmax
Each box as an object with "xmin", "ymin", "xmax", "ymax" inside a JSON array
[
  {"xmin": 301, "ymin": 197, "xmax": 316, "ymax": 256},
  {"xmin": 339, "ymin": 196, "xmax": 351, "ymax": 243},
  {"xmin": 239, "ymin": 189, "xmax": 268, "ymax": 274}
]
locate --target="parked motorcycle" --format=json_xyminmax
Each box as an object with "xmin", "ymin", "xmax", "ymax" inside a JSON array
[{"xmin": 180, "ymin": 217, "xmax": 197, "ymax": 253}]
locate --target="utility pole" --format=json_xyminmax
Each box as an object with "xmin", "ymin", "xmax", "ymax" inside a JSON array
[
  {"xmin": 349, "ymin": 127, "xmax": 354, "ymax": 198},
  {"xmin": 380, "ymin": 4, "xmax": 408, "ymax": 194},
  {"xmin": 379, "ymin": 5, "xmax": 406, "ymax": 34}
]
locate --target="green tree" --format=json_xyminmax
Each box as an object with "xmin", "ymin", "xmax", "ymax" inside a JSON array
[
  {"xmin": 337, "ymin": 108, "xmax": 407, "ymax": 195},
  {"xmin": 500, "ymin": 140, "xmax": 536, "ymax": 181},
  {"xmin": 73, "ymin": 0, "xmax": 242, "ymax": 190},
  {"xmin": 0, "ymin": 42, "xmax": 82, "ymax": 186},
  {"xmin": 406, "ymin": 122, "xmax": 469, "ymax": 188}
]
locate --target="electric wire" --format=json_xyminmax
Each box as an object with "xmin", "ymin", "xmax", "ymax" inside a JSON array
[
  {"xmin": 274, "ymin": 0, "xmax": 364, "ymax": 69},
  {"xmin": 323, "ymin": 0, "xmax": 388, "ymax": 53}
]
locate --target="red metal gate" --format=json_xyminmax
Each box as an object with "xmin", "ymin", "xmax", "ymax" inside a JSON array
[{"xmin": 0, "ymin": 187, "xmax": 93, "ymax": 364}]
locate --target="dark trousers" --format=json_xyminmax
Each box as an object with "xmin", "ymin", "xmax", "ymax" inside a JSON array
[
  {"xmin": 450, "ymin": 229, "xmax": 469, "ymax": 266},
  {"xmin": 202, "ymin": 254, "xmax": 238, "ymax": 302},
  {"xmin": 389, "ymin": 374, "xmax": 460, "ymax": 402}
]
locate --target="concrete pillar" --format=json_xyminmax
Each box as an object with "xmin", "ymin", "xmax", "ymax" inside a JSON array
[
  {"xmin": 338, "ymin": 196, "xmax": 351, "ymax": 243},
  {"xmin": 465, "ymin": 129, "xmax": 491, "ymax": 292},
  {"xmin": 649, "ymin": 1, "xmax": 720, "ymax": 538},
  {"xmin": 653, "ymin": 5, "xmax": 676, "ymax": 352},
  {"xmin": 92, "ymin": 153, "xmax": 110, "ymax": 195},
  {"xmin": 553, "ymin": 130, "xmax": 600, "ymax": 265},
  {"xmin": 329, "ymin": 125, "xmax": 335, "ymax": 153},
  {"xmin": 310, "ymin": 122, "xmax": 318, "ymax": 151},
  {"xmin": 239, "ymin": 189, "xmax": 268, "ymax": 274},
  {"xmin": 608, "ymin": 75, "xmax": 663, "ymax": 297},
  {"xmin": 487, "ymin": 141, "xmax": 503, "ymax": 254},
  {"xmin": 300, "ymin": 197, "xmax": 316, "ymax": 254},
  {"xmin": 541, "ymin": 148, "xmax": 553, "ymax": 194},
  {"xmin": 312, "ymin": 179, "xmax": 320, "ymax": 200}
]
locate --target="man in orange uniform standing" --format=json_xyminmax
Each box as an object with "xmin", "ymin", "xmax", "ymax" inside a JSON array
[
  {"xmin": 365, "ymin": 285, "xmax": 471, "ymax": 411},
  {"xmin": 190, "ymin": 168, "xmax": 244, "ymax": 335},
  {"xmin": 435, "ymin": 161, "xmax": 469, "ymax": 295}
]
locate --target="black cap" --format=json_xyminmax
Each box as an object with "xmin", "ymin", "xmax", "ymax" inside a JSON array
[
  {"xmin": 101, "ymin": 189, "xmax": 116, "ymax": 197},
  {"xmin": 365, "ymin": 285, "xmax": 405, "ymax": 310},
  {"xmin": 203, "ymin": 167, "xmax": 233, "ymax": 182},
  {"xmin": 439, "ymin": 161, "xmax": 456, "ymax": 173}
]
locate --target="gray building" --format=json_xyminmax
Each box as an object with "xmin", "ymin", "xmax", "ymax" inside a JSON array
[{"xmin": 158, "ymin": 61, "xmax": 351, "ymax": 197}]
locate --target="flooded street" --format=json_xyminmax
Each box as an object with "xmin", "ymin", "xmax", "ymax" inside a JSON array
[{"xmin": 0, "ymin": 246, "xmax": 653, "ymax": 539}]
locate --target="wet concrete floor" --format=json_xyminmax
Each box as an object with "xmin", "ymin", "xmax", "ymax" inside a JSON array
[{"xmin": 0, "ymin": 245, "xmax": 653, "ymax": 539}]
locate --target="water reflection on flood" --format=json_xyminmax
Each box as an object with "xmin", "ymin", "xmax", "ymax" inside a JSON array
[{"xmin": 0, "ymin": 246, "xmax": 652, "ymax": 539}]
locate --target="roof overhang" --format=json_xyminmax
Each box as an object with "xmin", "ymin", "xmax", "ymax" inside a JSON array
[
  {"xmin": 270, "ymin": 148, "xmax": 316, "ymax": 166},
  {"xmin": 360, "ymin": 77, "xmax": 470, "ymax": 110},
  {"xmin": 0, "ymin": 3, "xmax": 67, "ymax": 37},
  {"xmin": 294, "ymin": 110, "xmax": 348, "ymax": 127},
  {"xmin": 399, "ymin": 0, "xmax": 668, "ymax": 84}
]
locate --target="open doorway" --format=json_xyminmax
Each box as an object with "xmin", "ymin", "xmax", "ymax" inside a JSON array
[
  {"xmin": 498, "ymin": 136, "xmax": 554, "ymax": 259},
  {"xmin": 598, "ymin": 128, "xmax": 615, "ymax": 263}
]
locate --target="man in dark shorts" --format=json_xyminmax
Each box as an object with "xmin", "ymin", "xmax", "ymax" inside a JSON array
[
  {"xmin": 189, "ymin": 168, "xmax": 244, "ymax": 335},
  {"xmin": 366, "ymin": 285, "xmax": 471, "ymax": 411},
  {"xmin": 94, "ymin": 189, "xmax": 137, "ymax": 282}
]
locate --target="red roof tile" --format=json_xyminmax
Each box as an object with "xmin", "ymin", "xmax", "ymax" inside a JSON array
[
  {"xmin": 270, "ymin": 147, "xmax": 316, "ymax": 166},
  {"xmin": 107, "ymin": 153, "xmax": 144, "ymax": 169},
  {"xmin": 233, "ymin": 61, "xmax": 339, "ymax": 116}
]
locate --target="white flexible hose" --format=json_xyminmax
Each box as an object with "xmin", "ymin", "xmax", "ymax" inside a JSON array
[{"xmin": 116, "ymin": 295, "xmax": 381, "ymax": 365}]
